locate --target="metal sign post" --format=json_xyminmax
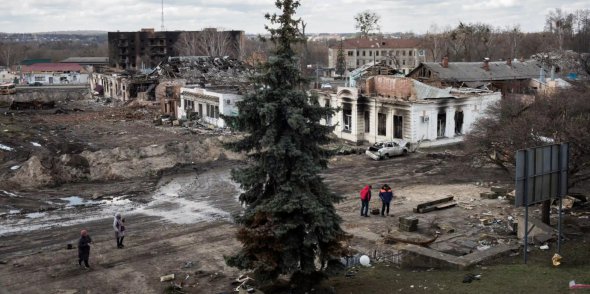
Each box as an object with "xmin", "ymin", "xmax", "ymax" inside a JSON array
[{"xmin": 515, "ymin": 143, "xmax": 568, "ymax": 264}]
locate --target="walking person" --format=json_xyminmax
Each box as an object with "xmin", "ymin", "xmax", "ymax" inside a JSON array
[
  {"xmin": 360, "ymin": 185, "xmax": 372, "ymax": 217},
  {"xmin": 379, "ymin": 184, "xmax": 394, "ymax": 217},
  {"xmin": 78, "ymin": 229, "xmax": 92, "ymax": 269},
  {"xmin": 113, "ymin": 212, "xmax": 125, "ymax": 248}
]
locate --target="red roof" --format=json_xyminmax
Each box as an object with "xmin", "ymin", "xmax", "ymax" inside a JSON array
[
  {"xmin": 331, "ymin": 38, "xmax": 420, "ymax": 50},
  {"xmin": 21, "ymin": 63, "xmax": 83, "ymax": 72}
]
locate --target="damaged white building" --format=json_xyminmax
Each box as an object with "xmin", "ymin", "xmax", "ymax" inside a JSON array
[
  {"xmin": 177, "ymin": 87, "xmax": 242, "ymax": 128},
  {"xmin": 317, "ymin": 76, "xmax": 501, "ymax": 147}
]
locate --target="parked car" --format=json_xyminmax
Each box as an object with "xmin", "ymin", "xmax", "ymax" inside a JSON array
[
  {"xmin": 320, "ymin": 83, "xmax": 332, "ymax": 89},
  {"xmin": 366, "ymin": 139, "xmax": 409, "ymax": 160},
  {"xmin": 29, "ymin": 82, "xmax": 43, "ymax": 86}
]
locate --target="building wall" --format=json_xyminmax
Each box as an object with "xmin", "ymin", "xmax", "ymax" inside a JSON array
[
  {"xmin": 320, "ymin": 87, "xmax": 501, "ymax": 147},
  {"xmin": 27, "ymin": 72, "xmax": 88, "ymax": 84},
  {"xmin": 89, "ymin": 73, "xmax": 130, "ymax": 101},
  {"xmin": 108, "ymin": 29, "xmax": 245, "ymax": 70},
  {"xmin": 328, "ymin": 47, "xmax": 425, "ymax": 75},
  {"xmin": 178, "ymin": 87, "xmax": 242, "ymax": 128}
]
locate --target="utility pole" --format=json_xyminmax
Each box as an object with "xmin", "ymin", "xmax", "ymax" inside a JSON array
[{"xmin": 161, "ymin": 0, "xmax": 165, "ymax": 31}]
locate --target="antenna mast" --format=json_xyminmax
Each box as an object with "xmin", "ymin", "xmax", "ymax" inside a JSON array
[{"xmin": 161, "ymin": 0, "xmax": 164, "ymax": 31}]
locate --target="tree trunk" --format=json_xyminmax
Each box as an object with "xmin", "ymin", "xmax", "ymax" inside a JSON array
[{"xmin": 541, "ymin": 199, "xmax": 551, "ymax": 225}]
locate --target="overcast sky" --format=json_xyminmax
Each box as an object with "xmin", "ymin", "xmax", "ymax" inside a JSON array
[{"xmin": 0, "ymin": 0, "xmax": 586, "ymax": 34}]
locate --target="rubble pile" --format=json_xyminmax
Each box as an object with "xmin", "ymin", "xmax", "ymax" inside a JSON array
[{"xmin": 161, "ymin": 56, "xmax": 254, "ymax": 92}]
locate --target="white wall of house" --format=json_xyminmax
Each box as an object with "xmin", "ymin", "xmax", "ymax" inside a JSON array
[
  {"xmin": 178, "ymin": 87, "xmax": 242, "ymax": 128},
  {"xmin": 0, "ymin": 70, "xmax": 17, "ymax": 83},
  {"xmin": 319, "ymin": 87, "xmax": 501, "ymax": 147},
  {"xmin": 328, "ymin": 48, "xmax": 425, "ymax": 75},
  {"xmin": 28, "ymin": 72, "xmax": 88, "ymax": 84}
]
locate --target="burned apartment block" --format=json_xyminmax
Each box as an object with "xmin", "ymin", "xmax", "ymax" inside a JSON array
[
  {"xmin": 108, "ymin": 28, "xmax": 244, "ymax": 70},
  {"xmin": 328, "ymin": 38, "xmax": 425, "ymax": 75},
  {"xmin": 317, "ymin": 76, "xmax": 501, "ymax": 147}
]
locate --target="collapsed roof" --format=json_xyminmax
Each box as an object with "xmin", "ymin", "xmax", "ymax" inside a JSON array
[{"xmin": 413, "ymin": 60, "xmax": 546, "ymax": 82}]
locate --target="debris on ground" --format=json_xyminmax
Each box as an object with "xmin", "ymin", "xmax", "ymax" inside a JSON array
[
  {"xmin": 161, "ymin": 274, "xmax": 175, "ymax": 282},
  {"xmin": 413, "ymin": 196, "xmax": 456, "ymax": 213},
  {"xmin": 569, "ymin": 280, "xmax": 590, "ymax": 289},
  {"xmin": 462, "ymin": 273, "xmax": 481, "ymax": 283},
  {"xmin": 399, "ymin": 216, "xmax": 419, "ymax": 232},
  {"xmin": 552, "ymin": 253, "xmax": 562, "ymax": 266}
]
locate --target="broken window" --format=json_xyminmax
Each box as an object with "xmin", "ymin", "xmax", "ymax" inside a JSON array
[
  {"xmin": 364, "ymin": 111, "xmax": 370, "ymax": 133},
  {"xmin": 378, "ymin": 113, "xmax": 387, "ymax": 136},
  {"xmin": 362, "ymin": 51, "xmax": 366, "ymax": 56},
  {"xmin": 393, "ymin": 115, "xmax": 403, "ymax": 139},
  {"xmin": 454, "ymin": 111, "xmax": 464, "ymax": 135},
  {"xmin": 343, "ymin": 104, "xmax": 352, "ymax": 132},
  {"xmin": 348, "ymin": 51, "xmax": 353, "ymax": 56},
  {"xmin": 403, "ymin": 60, "xmax": 406, "ymax": 65},
  {"xmin": 402, "ymin": 50, "xmax": 406, "ymax": 56},
  {"xmin": 369, "ymin": 51, "xmax": 372, "ymax": 56},
  {"xmin": 437, "ymin": 112, "xmax": 446, "ymax": 138},
  {"xmin": 409, "ymin": 51, "xmax": 413, "ymax": 56}
]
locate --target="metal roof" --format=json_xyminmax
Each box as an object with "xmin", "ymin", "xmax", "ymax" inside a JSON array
[
  {"xmin": 417, "ymin": 60, "xmax": 546, "ymax": 82},
  {"xmin": 60, "ymin": 57, "xmax": 109, "ymax": 64}
]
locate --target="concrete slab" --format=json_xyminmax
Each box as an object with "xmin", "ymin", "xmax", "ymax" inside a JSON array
[
  {"xmin": 400, "ymin": 244, "xmax": 517, "ymax": 270},
  {"xmin": 517, "ymin": 217, "xmax": 555, "ymax": 244}
]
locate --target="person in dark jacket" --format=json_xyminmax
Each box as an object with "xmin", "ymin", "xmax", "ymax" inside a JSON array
[
  {"xmin": 360, "ymin": 185, "xmax": 372, "ymax": 217},
  {"xmin": 379, "ymin": 184, "xmax": 394, "ymax": 216},
  {"xmin": 78, "ymin": 229, "xmax": 92, "ymax": 269}
]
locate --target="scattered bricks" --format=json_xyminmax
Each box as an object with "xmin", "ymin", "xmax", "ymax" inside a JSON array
[
  {"xmin": 172, "ymin": 120, "xmax": 180, "ymax": 127},
  {"xmin": 399, "ymin": 216, "xmax": 419, "ymax": 232},
  {"xmin": 480, "ymin": 192, "xmax": 498, "ymax": 199}
]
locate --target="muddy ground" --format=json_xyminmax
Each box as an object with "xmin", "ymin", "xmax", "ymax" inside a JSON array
[{"xmin": 1, "ymin": 94, "xmax": 588, "ymax": 294}]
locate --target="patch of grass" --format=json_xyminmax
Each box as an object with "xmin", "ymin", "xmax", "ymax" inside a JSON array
[{"xmin": 325, "ymin": 241, "xmax": 590, "ymax": 294}]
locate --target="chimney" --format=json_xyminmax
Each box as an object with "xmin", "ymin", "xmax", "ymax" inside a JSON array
[
  {"xmin": 482, "ymin": 57, "xmax": 490, "ymax": 71},
  {"xmin": 506, "ymin": 58, "xmax": 512, "ymax": 66},
  {"xmin": 442, "ymin": 56, "xmax": 449, "ymax": 68}
]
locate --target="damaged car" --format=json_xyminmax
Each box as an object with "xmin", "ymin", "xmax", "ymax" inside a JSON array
[{"xmin": 366, "ymin": 139, "xmax": 409, "ymax": 160}]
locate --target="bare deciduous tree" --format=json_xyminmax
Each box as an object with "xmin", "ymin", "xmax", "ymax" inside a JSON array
[
  {"xmin": 175, "ymin": 28, "xmax": 239, "ymax": 58},
  {"xmin": 354, "ymin": 10, "xmax": 381, "ymax": 39}
]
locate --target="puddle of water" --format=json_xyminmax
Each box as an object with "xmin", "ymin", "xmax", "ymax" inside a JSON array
[
  {"xmin": 0, "ymin": 143, "xmax": 14, "ymax": 151},
  {"xmin": 1, "ymin": 190, "xmax": 19, "ymax": 197},
  {"xmin": 26, "ymin": 212, "xmax": 47, "ymax": 219},
  {"xmin": 60, "ymin": 196, "xmax": 100, "ymax": 207},
  {"xmin": 0, "ymin": 167, "xmax": 243, "ymax": 236}
]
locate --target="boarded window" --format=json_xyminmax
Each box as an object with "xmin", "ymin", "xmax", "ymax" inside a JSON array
[
  {"xmin": 378, "ymin": 113, "xmax": 387, "ymax": 136},
  {"xmin": 455, "ymin": 111, "xmax": 464, "ymax": 134},
  {"xmin": 437, "ymin": 112, "xmax": 446, "ymax": 137},
  {"xmin": 393, "ymin": 115, "xmax": 403, "ymax": 139},
  {"xmin": 364, "ymin": 111, "xmax": 370, "ymax": 133}
]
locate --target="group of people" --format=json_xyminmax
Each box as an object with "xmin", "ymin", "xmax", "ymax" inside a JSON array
[
  {"xmin": 77, "ymin": 212, "xmax": 127, "ymax": 269},
  {"xmin": 359, "ymin": 184, "xmax": 394, "ymax": 217}
]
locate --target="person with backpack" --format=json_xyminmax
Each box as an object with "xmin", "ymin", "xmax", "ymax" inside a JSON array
[{"xmin": 379, "ymin": 184, "xmax": 394, "ymax": 217}]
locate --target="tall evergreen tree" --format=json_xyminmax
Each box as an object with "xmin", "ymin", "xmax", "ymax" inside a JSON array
[
  {"xmin": 336, "ymin": 40, "xmax": 346, "ymax": 77},
  {"xmin": 224, "ymin": 0, "xmax": 349, "ymax": 290}
]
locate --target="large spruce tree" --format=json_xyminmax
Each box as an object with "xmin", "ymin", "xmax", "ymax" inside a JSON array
[{"xmin": 224, "ymin": 0, "xmax": 349, "ymax": 290}]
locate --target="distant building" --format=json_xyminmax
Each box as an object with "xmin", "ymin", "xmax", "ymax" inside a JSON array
[
  {"xmin": 21, "ymin": 63, "xmax": 89, "ymax": 85},
  {"xmin": 108, "ymin": 28, "xmax": 244, "ymax": 70},
  {"xmin": 328, "ymin": 38, "xmax": 424, "ymax": 75},
  {"xmin": 407, "ymin": 58, "xmax": 565, "ymax": 98}
]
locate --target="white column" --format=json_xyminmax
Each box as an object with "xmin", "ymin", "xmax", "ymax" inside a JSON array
[{"xmin": 445, "ymin": 108, "xmax": 455, "ymax": 138}]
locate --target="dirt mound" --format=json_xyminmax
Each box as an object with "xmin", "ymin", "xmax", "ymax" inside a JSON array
[
  {"xmin": 10, "ymin": 156, "xmax": 55, "ymax": 188},
  {"xmin": 5, "ymin": 137, "xmax": 242, "ymax": 189}
]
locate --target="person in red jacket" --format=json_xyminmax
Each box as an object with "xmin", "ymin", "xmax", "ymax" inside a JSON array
[{"xmin": 360, "ymin": 185, "xmax": 372, "ymax": 217}]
